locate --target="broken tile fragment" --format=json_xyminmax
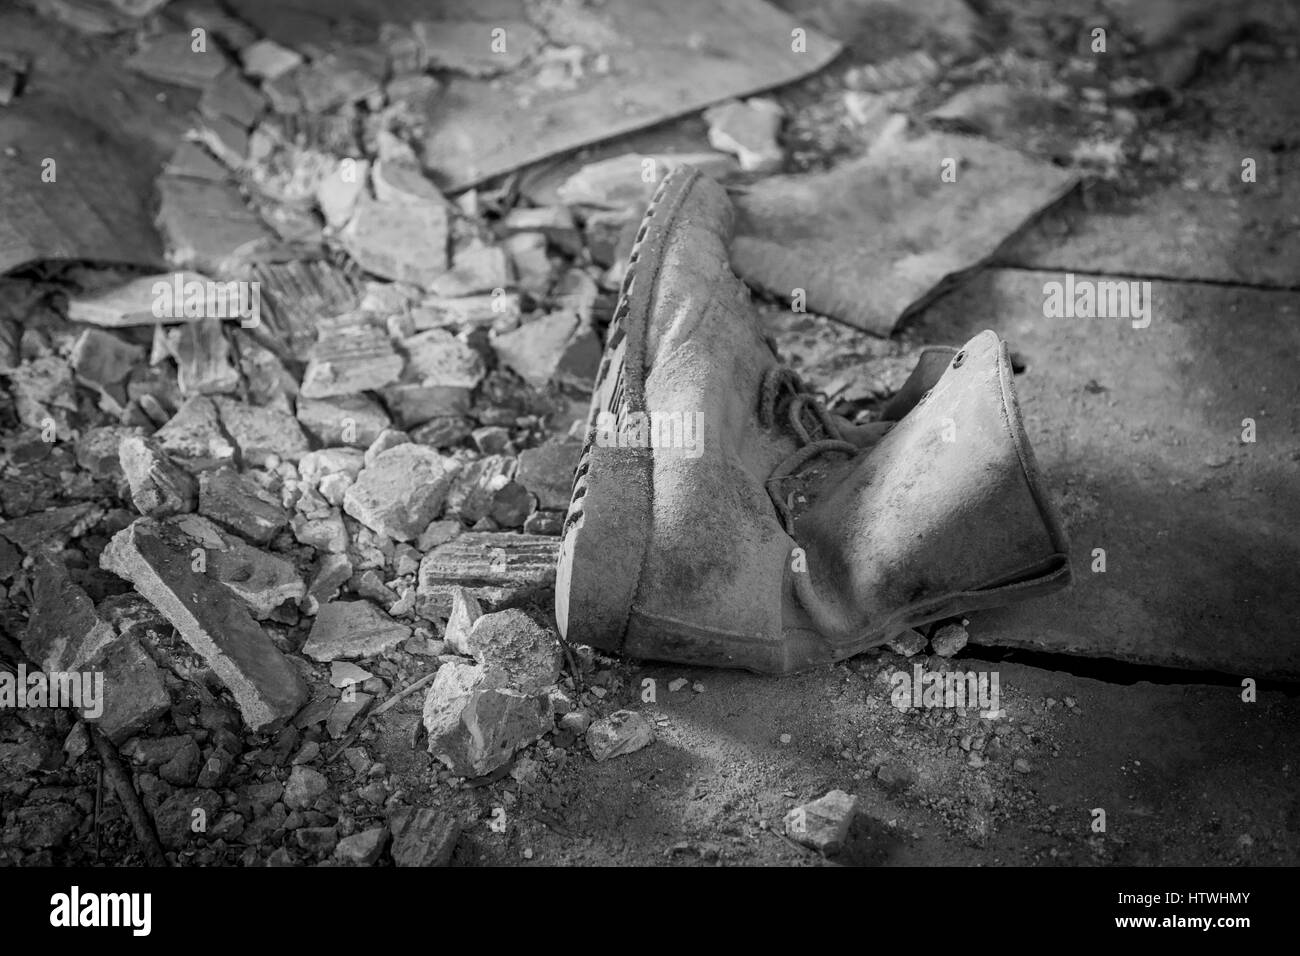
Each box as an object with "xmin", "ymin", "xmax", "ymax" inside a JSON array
[
  {"xmin": 213, "ymin": 397, "xmax": 308, "ymax": 466},
  {"xmin": 784, "ymin": 790, "xmax": 859, "ymax": 854},
  {"xmin": 300, "ymin": 313, "xmax": 404, "ymax": 399},
  {"xmin": 198, "ymin": 467, "xmax": 288, "ymax": 545},
  {"xmin": 703, "ymin": 97, "xmax": 784, "ymax": 172},
  {"xmin": 586, "ymin": 710, "xmax": 656, "ymax": 762},
  {"xmin": 241, "ymin": 39, "xmax": 302, "ymax": 81},
  {"xmin": 100, "ymin": 518, "xmax": 308, "ymax": 732},
  {"xmin": 343, "ymin": 444, "xmax": 458, "ymax": 542},
  {"xmin": 327, "ymin": 692, "xmax": 372, "ymax": 738},
  {"xmin": 341, "ymin": 191, "xmax": 450, "ymax": 288},
  {"xmin": 119, "ymin": 435, "xmax": 197, "ymax": 518},
  {"xmin": 67, "ymin": 272, "xmax": 215, "ymax": 327},
  {"xmin": 302, "ymin": 601, "xmax": 412, "ymax": 662},
  {"xmin": 493, "ymin": 310, "xmax": 595, "ymax": 389},
  {"xmin": 413, "ymin": 19, "xmax": 544, "ymax": 78},
  {"xmin": 304, "ymin": 552, "xmax": 353, "ymax": 613},
  {"xmin": 416, "ymin": 532, "xmax": 557, "ymax": 618},
  {"xmin": 730, "ymin": 126, "xmax": 1078, "ymax": 335},
  {"xmin": 126, "ymin": 32, "xmax": 231, "ymax": 89}
]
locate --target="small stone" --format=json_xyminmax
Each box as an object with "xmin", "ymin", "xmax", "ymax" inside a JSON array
[
  {"xmin": 779, "ymin": 733, "xmax": 793, "ymax": 745},
  {"xmin": 154, "ymin": 789, "xmax": 223, "ymax": 848},
  {"xmin": 126, "ymin": 32, "xmax": 230, "ymax": 89},
  {"xmin": 428, "ymin": 240, "xmax": 511, "ymax": 298},
  {"xmin": 876, "ymin": 762, "xmax": 917, "ymax": 793},
  {"xmin": 558, "ymin": 710, "xmax": 591, "ymax": 735},
  {"xmin": 444, "ymin": 588, "xmax": 483, "ymax": 657},
  {"xmin": 886, "ymin": 628, "xmax": 927, "ymax": 658},
  {"xmin": 158, "ymin": 737, "xmax": 202, "ymax": 786},
  {"xmin": 784, "ymin": 790, "xmax": 858, "ymax": 854},
  {"xmin": 316, "ymin": 157, "xmax": 369, "ymax": 230},
  {"xmin": 334, "ymin": 826, "xmax": 388, "ymax": 866},
  {"xmin": 930, "ymin": 623, "xmax": 969, "ymax": 658},
  {"xmin": 1013, "ymin": 758, "xmax": 1032, "ymax": 774},
  {"xmin": 294, "ymin": 513, "xmax": 349, "ymax": 555},
  {"xmin": 117, "ymin": 435, "xmax": 196, "ymax": 519},
  {"xmin": 462, "ymin": 609, "xmax": 562, "ymax": 694},
  {"xmin": 284, "ymin": 766, "xmax": 328, "ymax": 810},
  {"xmin": 515, "ymin": 437, "xmax": 581, "ymax": 511},
  {"xmin": 586, "ymin": 711, "xmax": 655, "ymax": 762},
  {"xmin": 471, "ymin": 426, "xmax": 513, "ymax": 455},
  {"xmin": 344, "ymin": 444, "xmax": 458, "ymax": 542},
  {"xmin": 668, "ymin": 678, "xmax": 689, "ymax": 693},
  {"xmin": 414, "ymin": 19, "xmax": 543, "ymax": 77},
  {"xmin": 303, "ymin": 601, "xmax": 412, "ymax": 661},
  {"xmin": 294, "ymin": 826, "xmax": 338, "ymax": 855}
]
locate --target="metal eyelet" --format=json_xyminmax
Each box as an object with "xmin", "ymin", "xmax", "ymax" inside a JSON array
[{"xmin": 952, "ymin": 350, "xmax": 966, "ymax": 369}]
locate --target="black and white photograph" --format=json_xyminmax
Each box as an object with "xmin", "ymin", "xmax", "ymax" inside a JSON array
[{"xmin": 0, "ymin": 0, "xmax": 1294, "ymax": 926}]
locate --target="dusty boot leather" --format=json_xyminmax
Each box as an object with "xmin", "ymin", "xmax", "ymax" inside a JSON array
[{"xmin": 556, "ymin": 167, "xmax": 1070, "ymax": 674}]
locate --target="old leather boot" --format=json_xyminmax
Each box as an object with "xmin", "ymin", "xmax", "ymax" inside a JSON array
[{"xmin": 556, "ymin": 166, "xmax": 1070, "ymax": 673}]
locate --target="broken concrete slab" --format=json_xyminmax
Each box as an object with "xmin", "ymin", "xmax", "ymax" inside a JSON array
[
  {"xmin": 198, "ymin": 468, "xmax": 288, "ymax": 546},
  {"xmin": 100, "ymin": 518, "xmax": 308, "ymax": 731},
  {"xmin": 301, "ymin": 601, "xmax": 412, "ymax": 662},
  {"xmin": 119, "ymin": 434, "xmax": 197, "ymax": 518},
  {"xmin": 730, "ymin": 121, "xmax": 1078, "ymax": 335},
  {"xmin": 784, "ymin": 789, "xmax": 859, "ymax": 854},
  {"xmin": 416, "ymin": 532, "xmax": 558, "ymax": 618},
  {"xmin": 422, "ymin": 658, "xmax": 553, "ymax": 778},
  {"xmin": 907, "ymin": 270, "xmax": 1300, "ymax": 678},
  {"xmin": 586, "ymin": 710, "xmax": 656, "ymax": 762},
  {"xmin": 343, "ymin": 443, "xmax": 459, "ymax": 542},
  {"xmin": 419, "ymin": 0, "xmax": 840, "ymax": 191},
  {"xmin": 170, "ymin": 514, "xmax": 304, "ymax": 620}
]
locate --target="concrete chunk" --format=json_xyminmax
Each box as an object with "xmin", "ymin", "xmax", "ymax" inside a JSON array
[
  {"xmin": 100, "ymin": 518, "xmax": 308, "ymax": 732},
  {"xmin": 198, "ymin": 468, "xmax": 288, "ymax": 545},
  {"xmin": 416, "ymin": 532, "xmax": 557, "ymax": 618},
  {"xmin": 119, "ymin": 435, "xmax": 197, "ymax": 518},
  {"xmin": 343, "ymin": 444, "xmax": 458, "ymax": 542}
]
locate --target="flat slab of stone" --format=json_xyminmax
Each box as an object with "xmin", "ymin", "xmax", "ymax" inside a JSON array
[
  {"xmin": 906, "ymin": 270, "xmax": 1300, "ymax": 678},
  {"xmin": 343, "ymin": 444, "xmax": 458, "ymax": 542},
  {"xmin": 170, "ymin": 515, "xmax": 304, "ymax": 620},
  {"xmin": 302, "ymin": 601, "xmax": 412, "ymax": 662},
  {"xmin": 100, "ymin": 518, "xmax": 308, "ymax": 731}
]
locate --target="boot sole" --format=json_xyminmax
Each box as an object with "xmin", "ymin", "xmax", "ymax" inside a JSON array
[{"xmin": 555, "ymin": 167, "xmax": 703, "ymax": 651}]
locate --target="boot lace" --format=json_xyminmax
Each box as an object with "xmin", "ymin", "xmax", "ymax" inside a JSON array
[{"xmin": 759, "ymin": 364, "xmax": 858, "ymax": 535}]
